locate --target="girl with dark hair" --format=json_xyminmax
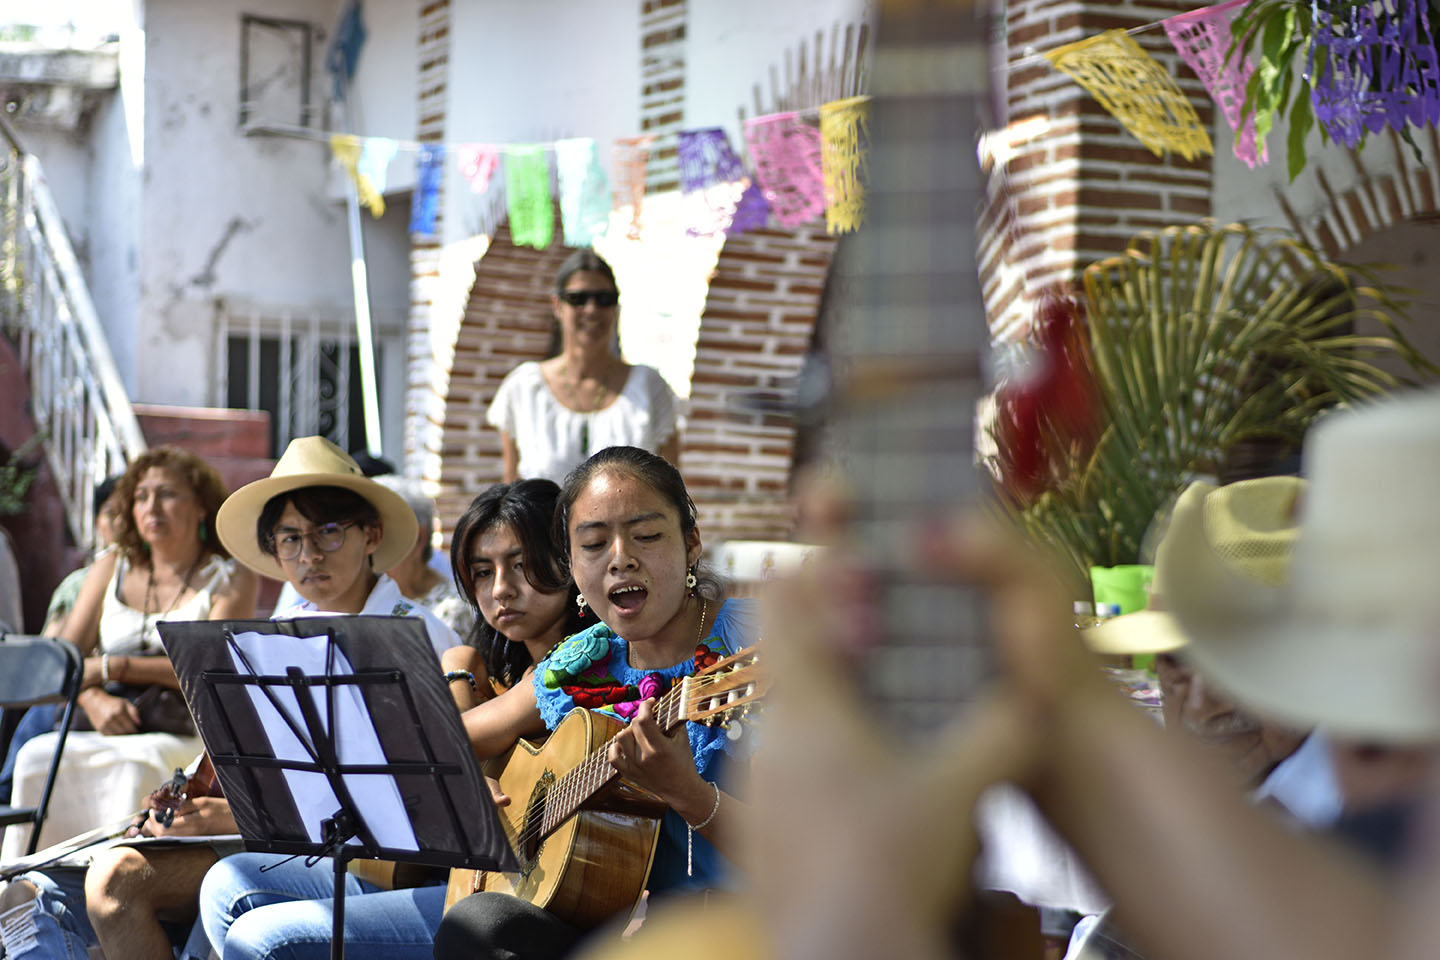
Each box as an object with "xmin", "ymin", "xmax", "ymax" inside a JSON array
[
  {"xmin": 434, "ymin": 445, "xmax": 749, "ymax": 959},
  {"xmin": 440, "ymin": 479, "xmax": 584, "ymax": 707},
  {"xmin": 486, "ymin": 248, "xmax": 682, "ymax": 484}
]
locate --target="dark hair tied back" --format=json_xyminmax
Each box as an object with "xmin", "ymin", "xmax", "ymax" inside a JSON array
[
  {"xmin": 553, "ymin": 248, "xmax": 618, "ymax": 297},
  {"xmin": 555, "ymin": 446, "xmax": 722, "ymax": 601}
]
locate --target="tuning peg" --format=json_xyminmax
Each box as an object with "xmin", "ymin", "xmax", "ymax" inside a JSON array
[{"xmin": 726, "ymin": 720, "xmax": 744, "ymax": 742}]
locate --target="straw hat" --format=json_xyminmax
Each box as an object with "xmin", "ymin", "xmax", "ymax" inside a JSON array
[
  {"xmin": 1167, "ymin": 390, "xmax": 1440, "ymax": 742},
  {"xmin": 1085, "ymin": 476, "xmax": 1304, "ymax": 656},
  {"xmin": 216, "ymin": 436, "xmax": 418, "ymax": 581}
]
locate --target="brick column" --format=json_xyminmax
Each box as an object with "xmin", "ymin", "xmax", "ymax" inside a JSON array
[
  {"xmin": 640, "ymin": 0, "xmax": 686, "ymax": 192},
  {"xmin": 993, "ymin": 0, "xmax": 1214, "ymax": 322},
  {"xmin": 405, "ymin": 0, "xmax": 455, "ymax": 482},
  {"xmin": 684, "ymin": 225, "xmax": 835, "ymax": 542},
  {"xmin": 432, "ymin": 221, "xmax": 574, "ymax": 547}
]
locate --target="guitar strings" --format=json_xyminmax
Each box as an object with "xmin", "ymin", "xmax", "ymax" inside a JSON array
[{"xmin": 507, "ymin": 667, "xmax": 757, "ymax": 851}]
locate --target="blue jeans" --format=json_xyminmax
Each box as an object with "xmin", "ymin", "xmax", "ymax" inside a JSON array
[
  {"xmin": 197, "ymin": 854, "xmax": 445, "ymax": 960},
  {"xmin": 5, "ymin": 868, "xmax": 93, "ymax": 960},
  {"xmin": 1, "ymin": 705, "xmax": 58, "ymax": 804},
  {"xmin": 4, "ymin": 866, "xmax": 212, "ymax": 960}
]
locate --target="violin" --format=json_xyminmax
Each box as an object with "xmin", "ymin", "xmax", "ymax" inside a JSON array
[
  {"xmin": 0, "ymin": 753, "xmax": 223, "ymax": 879},
  {"xmin": 130, "ymin": 753, "xmax": 223, "ymax": 835}
]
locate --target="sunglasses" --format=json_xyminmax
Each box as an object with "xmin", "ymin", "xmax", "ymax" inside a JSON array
[{"xmin": 560, "ymin": 290, "xmax": 619, "ymax": 308}]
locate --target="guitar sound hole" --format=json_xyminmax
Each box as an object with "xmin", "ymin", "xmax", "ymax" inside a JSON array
[{"xmin": 519, "ymin": 771, "xmax": 554, "ymax": 871}]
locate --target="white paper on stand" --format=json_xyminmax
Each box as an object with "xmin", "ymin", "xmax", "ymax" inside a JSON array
[{"xmin": 228, "ymin": 631, "xmax": 419, "ymax": 851}]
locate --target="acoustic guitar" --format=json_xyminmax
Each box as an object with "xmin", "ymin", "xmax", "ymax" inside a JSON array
[{"xmin": 441, "ymin": 646, "xmax": 766, "ymax": 928}]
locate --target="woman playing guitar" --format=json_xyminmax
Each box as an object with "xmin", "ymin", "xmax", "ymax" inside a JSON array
[
  {"xmin": 434, "ymin": 445, "xmax": 754, "ymax": 959},
  {"xmin": 197, "ymin": 446, "xmax": 752, "ymax": 960}
]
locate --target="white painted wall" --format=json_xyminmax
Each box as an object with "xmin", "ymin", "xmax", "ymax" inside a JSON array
[
  {"xmin": 136, "ymin": 0, "xmax": 354, "ymax": 405},
  {"xmin": 439, "ymin": 0, "xmax": 642, "ymax": 247},
  {"xmin": 1347, "ymin": 220, "xmax": 1440, "ymax": 380},
  {"xmin": 344, "ymin": 0, "xmax": 417, "ymax": 194},
  {"xmin": 686, "ymin": 0, "xmax": 867, "ymax": 145},
  {"xmin": 13, "ymin": 0, "xmax": 144, "ymax": 388}
]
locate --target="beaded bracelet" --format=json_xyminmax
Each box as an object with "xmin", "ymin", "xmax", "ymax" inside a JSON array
[
  {"xmin": 100, "ymin": 653, "xmax": 111, "ymax": 685},
  {"xmin": 444, "ymin": 669, "xmax": 478, "ymax": 692},
  {"xmin": 684, "ymin": 780, "xmax": 721, "ymax": 877}
]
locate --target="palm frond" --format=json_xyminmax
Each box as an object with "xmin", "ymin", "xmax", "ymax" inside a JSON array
[{"xmin": 992, "ymin": 220, "xmax": 1434, "ymax": 585}]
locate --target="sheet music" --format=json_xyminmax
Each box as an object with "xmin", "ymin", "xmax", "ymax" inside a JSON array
[{"xmin": 228, "ymin": 632, "xmax": 419, "ymax": 851}]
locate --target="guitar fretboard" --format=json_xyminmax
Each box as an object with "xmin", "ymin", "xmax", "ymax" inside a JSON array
[
  {"xmin": 535, "ymin": 680, "xmax": 688, "ymax": 840},
  {"xmin": 827, "ymin": 0, "xmax": 995, "ymax": 733}
]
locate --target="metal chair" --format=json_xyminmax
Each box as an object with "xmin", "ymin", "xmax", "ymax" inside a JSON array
[{"xmin": 0, "ymin": 634, "xmax": 82, "ymax": 855}]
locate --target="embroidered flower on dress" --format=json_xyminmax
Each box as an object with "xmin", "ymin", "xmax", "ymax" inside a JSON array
[
  {"xmin": 693, "ymin": 641, "xmax": 722, "ymax": 672},
  {"xmin": 542, "ymin": 625, "xmax": 615, "ymax": 689}
]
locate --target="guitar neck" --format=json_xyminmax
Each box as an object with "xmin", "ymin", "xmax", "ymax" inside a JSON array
[{"xmin": 828, "ymin": 0, "xmax": 995, "ymax": 733}]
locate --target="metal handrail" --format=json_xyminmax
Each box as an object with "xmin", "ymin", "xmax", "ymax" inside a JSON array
[{"xmin": 0, "ymin": 112, "xmax": 145, "ymax": 545}]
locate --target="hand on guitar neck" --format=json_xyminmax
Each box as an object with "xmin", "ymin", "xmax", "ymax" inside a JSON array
[{"xmin": 605, "ymin": 698, "xmax": 732, "ymax": 835}]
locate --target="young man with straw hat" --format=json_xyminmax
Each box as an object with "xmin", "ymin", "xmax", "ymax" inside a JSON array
[
  {"xmin": 0, "ymin": 438, "xmax": 463, "ymax": 960},
  {"xmin": 215, "ymin": 435, "xmax": 460, "ymax": 655},
  {"xmin": 1062, "ymin": 476, "xmax": 1335, "ymax": 959}
]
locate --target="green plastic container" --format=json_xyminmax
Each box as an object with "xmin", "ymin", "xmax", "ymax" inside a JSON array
[{"xmin": 1089, "ymin": 564, "xmax": 1155, "ymax": 616}]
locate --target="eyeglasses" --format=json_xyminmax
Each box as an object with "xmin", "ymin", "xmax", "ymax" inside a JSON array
[
  {"xmin": 560, "ymin": 290, "xmax": 619, "ymax": 308},
  {"xmin": 272, "ymin": 520, "xmax": 361, "ymax": 561}
]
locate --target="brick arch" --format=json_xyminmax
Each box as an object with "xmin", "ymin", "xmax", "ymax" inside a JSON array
[
  {"xmin": 431, "ymin": 224, "xmax": 576, "ymax": 547},
  {"xmin": 1271, "ymin": 128, "xmax": 1440, "ymax": 259},
  {"xmin": 683, "ymin": 224, "xmax": 835, "ymax": 543}
]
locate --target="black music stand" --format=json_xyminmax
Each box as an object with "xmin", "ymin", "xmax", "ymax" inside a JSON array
[{"xmin": 160, "ymin": 616, "xmax": 517, "ymax": 960}]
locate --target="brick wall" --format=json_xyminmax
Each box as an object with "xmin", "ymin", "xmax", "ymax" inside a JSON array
[
  {"xmin": 640, "ymin": 0, "xmax": 686, "ymax": 193},
  {"xmin": 1272, "ymin": 127, "xmax": 1440, "ymax": 258},
  {"xmin": 984, "ymin": 0, "xmax": 1215, "ymax": 336},
  {"xmin": 431, "ymin": 221, "xmax": 573, "ymax": 544},
  {"xmin": 405, "ymin": 0, "xmax": 454, "ymax": 482},
  {"xmin": 684, "ymin": 225, "xmax": 834, "ymax": 542}
]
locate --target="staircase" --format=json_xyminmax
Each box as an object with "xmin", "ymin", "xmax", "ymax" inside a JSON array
[{"xmin": 0, "ymin": 113, "xmax": 145, "ymax": 550}]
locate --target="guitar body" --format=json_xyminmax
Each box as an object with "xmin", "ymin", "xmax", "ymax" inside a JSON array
[{"xmin": 443, "ymin": 708, "xmax": 667, "ymax": 929}]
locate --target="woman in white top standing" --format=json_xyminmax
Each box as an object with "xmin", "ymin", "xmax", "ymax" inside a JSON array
[{"xmin": 487, "ymin": 248, "xmax": 681, "ymax": 483}]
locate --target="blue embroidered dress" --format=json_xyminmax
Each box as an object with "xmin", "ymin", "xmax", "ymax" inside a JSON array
[{"xmin": 532, "ymin": 598, "xmax": 756, "ymax": 895}]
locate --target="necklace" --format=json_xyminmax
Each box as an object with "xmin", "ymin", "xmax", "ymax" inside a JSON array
[
  {"xmin": 140, "ymin": 556, "xmax": 202, "ymax": 654},
  {"xmin": 554, "ymin": 357, "xmax": 615, "ymax": 414},
  {"xmin": 693, "ymin": 597, "xmax": 709, "ymax": 649},
  {"xmin": 555, "ymin": 357, "xmax": 620, "ymax": 458}
]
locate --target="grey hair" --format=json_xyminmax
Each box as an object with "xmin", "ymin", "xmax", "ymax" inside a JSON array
[{"xmin": 372, "ymin": 474, "xmax": 437, "ymax": 561}]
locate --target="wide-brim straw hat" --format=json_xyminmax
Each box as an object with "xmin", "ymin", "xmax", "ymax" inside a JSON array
[
  {"xmin": 1085, "ymin": 476, "xmax": 1304, "ymax": 656},
  {"xmin": 1167, "ymin": 390, "xmax": 1440, "ymax": 743},
  {"xmin": 216, "ymin": 436, "xmax": 418, "ymax": 581}
]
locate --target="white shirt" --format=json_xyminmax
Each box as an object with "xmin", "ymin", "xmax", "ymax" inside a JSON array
[
  {"xmin": 102, "ymin": 554, "xmax": 238, "ymax": 655},
  {"xmin": 486, "ymin": 361, "xmax": 680, "ymax": 483},
  {"xmin": 272, "ymin": 573, "xmax": 460, "ymax": 659},
  {"xmin": 1252, "ymin": 730, "xmax": 1343, "ymax": 828}
]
